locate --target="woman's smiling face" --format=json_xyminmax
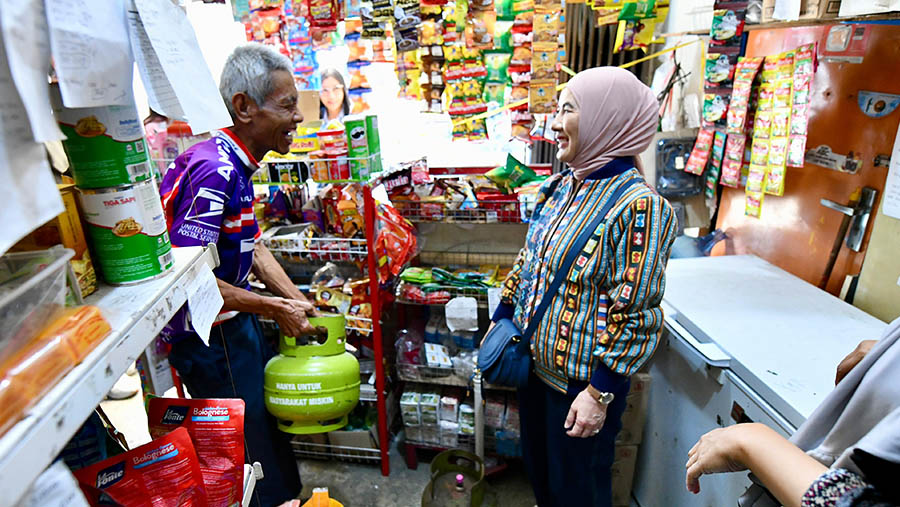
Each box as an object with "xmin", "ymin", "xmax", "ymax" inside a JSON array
[{"xmin": 551, "ymin": 87, "xmax": 579, "ymax": 164}]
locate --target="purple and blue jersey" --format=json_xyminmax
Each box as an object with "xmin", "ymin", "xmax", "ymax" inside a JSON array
[{"xmin": 160, "ymin": 128, "xmax": 261, "ymax": 290}]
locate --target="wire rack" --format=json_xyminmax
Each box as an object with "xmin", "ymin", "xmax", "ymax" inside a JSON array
[
  {"xmin": 418, "ymin": 251, "xmax": 519, "ymax": 267},
  {"xmin": 258, "ymin": 314, "xmax": 378, "ymax": 337},
  {"xmin": 395, "ymin": 199, "xmax": 522, "ymax": 224},
  {"xmin": 291, "ymin": 438, "xmax": 382, "ymax": 463},
  {"xmin": 267, "ymin": 235, "xmax": 368, "ymax": 262},
  {"xmin": 394, "ymin": 281, "xmax": 491, "ymax": 307},
  {"xmin": 396, "ymin": 363, "xmax": 515, "ymax": 391}
]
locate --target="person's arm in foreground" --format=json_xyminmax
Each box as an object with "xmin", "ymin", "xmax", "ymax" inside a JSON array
[{"xmin": 686, "ymin": 423, "xmax": 827, "ymax": 507}]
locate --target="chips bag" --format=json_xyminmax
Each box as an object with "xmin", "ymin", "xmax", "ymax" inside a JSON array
[
  {"xmin": 75, "ymin": 427, "xmax": 208, "ymax": 507},
  {"xmin": 147, "ymin": 399, "xmax": 245, "ymax": 507}
]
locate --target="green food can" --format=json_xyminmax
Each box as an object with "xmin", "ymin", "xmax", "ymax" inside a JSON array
[
  {"xmin": 343, "ymin": 115, "xmax": 371, "ymax": 181},
  {"xmin": 52, "ymin": 87, "xmax": 153, "ymax": 189},
  {"xmin": 366, "ymin": 114, "xmax": 383, "ymax": 174},
  {"xmin": 77, "ymin": 181, "xmax": 174, "ymax": 285}
]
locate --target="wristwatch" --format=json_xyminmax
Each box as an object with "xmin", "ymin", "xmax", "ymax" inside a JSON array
[{"xmin": 586, "ymin": 385, "xmax": 615, "ymax": 405}]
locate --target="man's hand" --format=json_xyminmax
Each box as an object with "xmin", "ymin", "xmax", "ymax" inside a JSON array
[
  {"xmin": 835, "ymin": 339, "xmax": 877, "ymax": 385},
  {"xmin": 269, "ymin": 297, "xmax": 321, "ymax": 338},
  {"xmin": 564, "ymin": 389, "xmax": 608, "ymax": 438}
]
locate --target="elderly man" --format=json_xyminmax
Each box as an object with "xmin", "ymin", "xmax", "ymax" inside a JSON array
[{"xmin": 160, "ymin": 43, "xmax": 313, "ymax": 506}]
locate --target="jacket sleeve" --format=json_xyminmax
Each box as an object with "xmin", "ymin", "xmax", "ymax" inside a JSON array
[{"xmin": 592, "ymin": 192, "xmax": 678, "ymax": 383}]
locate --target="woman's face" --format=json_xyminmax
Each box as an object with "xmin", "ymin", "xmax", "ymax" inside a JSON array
[
  {"xmin": 551, "ymin": 88, "xmax": 579, "ymax": 163},
  {"xmin": 320, "ymin": 76, "xmax": 344, "ymax": 114}
]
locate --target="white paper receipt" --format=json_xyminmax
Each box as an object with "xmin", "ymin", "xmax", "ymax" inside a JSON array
[
  {"xmin": 128, "ymin": 0, "xmax": 231, "ymax": 134},
  {"xmin": 487, "ymin": 287, "xmax": 502, "ymax": 317},
  {"xmin": 187, "ymin": 265, "xmax": 224, "ymax": 346},
  {"xmin": 445, "ymin": 297, "xmax": 479, "ymax": 332},
  {"xmin": 884, "ymin": 119, "xmax": 900, "ymax": 220}
]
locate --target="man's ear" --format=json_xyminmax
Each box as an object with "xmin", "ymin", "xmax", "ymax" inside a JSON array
[{"xmin": 231, "ymin": 92, "xmax": 257, "ymax": 126}]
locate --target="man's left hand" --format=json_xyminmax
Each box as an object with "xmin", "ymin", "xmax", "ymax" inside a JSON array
[{"xmin": 564, "ymin": 389, "xmax": 607, "ymax": 438}]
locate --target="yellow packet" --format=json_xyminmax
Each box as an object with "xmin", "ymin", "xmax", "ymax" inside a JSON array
[
  {"xmin": 529, "ymin": 79, "xmax": 558, "ymax": 114},
  {"xmin": 531, "ymin": 49, "xmax": 558, "ymax": 80}
]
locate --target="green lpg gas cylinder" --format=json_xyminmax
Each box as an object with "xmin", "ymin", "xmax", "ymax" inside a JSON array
[{"xmin": 264, "ymin": 314, "xmax": 361, "ymax": 434}]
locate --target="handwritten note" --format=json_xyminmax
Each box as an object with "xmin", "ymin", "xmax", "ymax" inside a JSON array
[
  {"xmin": 0, "ymin": 0, "xmax": 63, "ymax": 142},
  {"xmin": 0, "ymin": 43, "xmax": 64, "ymax": 255},
  {"xmin": 187, "ymin": 265, "xmax": 224, "ymax": 346},
  {"xmin": 45, "ymin": 0, "xmax": 133, "ymax": 108},
  {"xmin": 128, "ymin": 0, "xmax": 231, "ymax": 134},
  {"xmin": 884, "ymin": 119, "xmax": 900, "ymax": 220}
]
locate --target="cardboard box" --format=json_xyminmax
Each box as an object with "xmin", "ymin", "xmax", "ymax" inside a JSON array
[
  {"xmin": 611, "ymin": 445, "xmax": 639, "ymax": 507},
  {"xmin": 11, "ymin": 184, "xmax": 96, "ymax": 300},
  {"xmin": 298, "ymin": 90, "xmax": 321, "ymax": 126},
  {"xmin": 762, "ymin": 0, "xmax": 842, "ymax": 23},
  {"xmin": 328, "ymin": 429, "xmax": 378, "ymax": 458},
  {"xmin": 617, "ymin": 373, "xmax": 651, "ymax": 445}
]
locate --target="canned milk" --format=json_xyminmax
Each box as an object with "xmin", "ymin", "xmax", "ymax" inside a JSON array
[
  {"xmin": 52, "ymin": 87, "xmax": 153, "ymax": 189},
  {"xmin": 77, "ymin": 181, "xmax": 174, "ymax": 285}
]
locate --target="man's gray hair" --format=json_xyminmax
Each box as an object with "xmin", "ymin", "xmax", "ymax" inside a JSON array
[{"xmin": 219, "ymin": 43, "xmax": 293, "ymax": 119}]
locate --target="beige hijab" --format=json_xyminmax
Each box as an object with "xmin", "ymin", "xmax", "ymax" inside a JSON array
[{"xmin": 565, "ymin": 67, "xmax": 658, "ymax": 180}]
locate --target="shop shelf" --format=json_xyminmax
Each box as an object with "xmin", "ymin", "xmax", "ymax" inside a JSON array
[
  {"xmin": 0, "ymin": 245, "xmax": 219, "ymax": 507},
  {"xmin": 418, "ymin": 251, "xmax": 519, "ymax": 268},
  {"xmin": 397, "ymin": 363, "xmax": 515, "ymax": 392},
  {"xmin": 394, "ymin": 281, "xmax": 491, "ymax": 308},
  {"xmin": 395, "ymin": 199, "xmax": 523, "ymax": 224},
  {"xmin": 290, "ymin": 438, "xmax": 382, "ymax": 464},
  {"xmin": 264, "ymin": 224, "xmax": 368, "ymax": 263}
]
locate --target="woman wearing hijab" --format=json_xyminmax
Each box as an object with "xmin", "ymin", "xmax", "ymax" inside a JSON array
[
  {"xmin": 491, "ymin": 67, "xmax": 678, "ymax": 506},
  {"xmin": 686, "ymin": 317, "xmax": 900, "ymax": 507}
]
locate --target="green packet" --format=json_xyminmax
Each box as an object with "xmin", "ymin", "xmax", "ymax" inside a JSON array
[
  {"xmin": 400, "ymin": 267, "xmax": 433, "ymax": 284},
  {"xmin": 485, "ymin": 154, "xmax": 539, "ymax": 193},
  {"xmin": 483, "ymin": 50, "xmax": 511, "ymax": 83},
  {"xmin": 618, "ymin": 0, "xmax": 656, "ymax": 20},
  {"xmin": 484, "ymin": 82, "xmax": 506, "ymax": 106}
]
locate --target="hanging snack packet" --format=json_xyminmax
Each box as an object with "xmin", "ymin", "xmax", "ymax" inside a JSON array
[
  {"xmin": 75, "ymin": 427, "xmax": 208, "ymax": 507},
  {"xmin": 745, "ymin": 164, "xmax": 768, "ymax": 194},
  {"xmin": 745, "ymin": 190, "xmax": 764, "ymax": 218},
  {"xmin": 709, "ymin": 7, "xmax": 744, "ymax": 45},
  {"xmin": 531, "ymin": 49, "xmax": 557, "ymax": 80},
  {"xmin": 721, "ymin": 134, "xmax": 746, "ymax": 188},
  {"xmin": 529, "ymin": 80, "xmax": 557, "ymax": 114},
  {"xmin": 494, "ymin": 20, "xmax": 514, "ymax": 51},
  {"xmin": 684, "ymin": 129, "xmax": 715, "ymax": 175},
  {"xmin": 484, "ymin": 51, "xmax": 511, "ymax": 83},
  {"xmin": 486, "ymin": 154, "xmax": 539, "ymax": 193},
  {"xmin": 533, "ymin": 10, "xmax": 560, "ymax": 48},
  {"xmin": 787, "ymin": 135, "xmax": 807, "ymax": 167},
  {"xmin": 703, "ymin": 92, "xmax": 729, "ymax": 125},
  {"xmin": 466, "ymin": 9, "xmax": 496, "ymax": 49},
  {"xmin": 705, "ymin": 53, "xmax": 734, "ymax": 86},
  {"xmin": 750, "ymin": 138, "xmax": 770, "ymax": 166},
  {"xmin": 148, "ymin": 399, "xmax": 246, "ymax": 507}
]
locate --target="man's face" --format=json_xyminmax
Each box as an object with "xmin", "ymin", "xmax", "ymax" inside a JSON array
[{"xmin": 253, "ymin": 69, "xmax": 303, "ymax": 155}]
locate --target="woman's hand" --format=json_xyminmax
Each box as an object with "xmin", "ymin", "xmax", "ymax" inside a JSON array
[
  {"xmin": 835, "ymin": 339, "xmax": 877, "ymax": 385},
  {"xmin": 685, "ymin": 425, "xmax": 756, "ymax": 494},
  {"xmin": 564, "ymin": 389, "xmax": 607, "ymax": 438},
  {"xmin": 480, "ymin": 321, "xmax": 497, "ymax": 347}
]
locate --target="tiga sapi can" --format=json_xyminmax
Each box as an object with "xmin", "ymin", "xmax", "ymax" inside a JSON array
[{"xmin": 77, "ymin": 180, "xmax": 174, "ymax": 285}]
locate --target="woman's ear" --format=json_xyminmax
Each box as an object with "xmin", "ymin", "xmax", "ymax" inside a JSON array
[{"xmin": 231, "ymin": 92, "xmax": 257, "ymax": 126}]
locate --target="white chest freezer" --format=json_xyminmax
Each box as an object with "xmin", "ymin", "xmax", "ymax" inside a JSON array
[{"xmin": 632, "ymin": 255, "xmax": 886, "ymax": 507}]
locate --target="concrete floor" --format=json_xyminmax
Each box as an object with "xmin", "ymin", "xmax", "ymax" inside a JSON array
[{"xmin": 101, "ymin": 373, "xmax": 536, "ymax": 507}]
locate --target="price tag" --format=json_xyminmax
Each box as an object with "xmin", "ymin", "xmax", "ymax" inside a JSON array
[{"xmin": 486, "ymin": 211, "xmax": 498, "ymax": 223}]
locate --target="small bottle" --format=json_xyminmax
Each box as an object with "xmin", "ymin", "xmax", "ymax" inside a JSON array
[{"xmin": 424, "ymin": 315, "xmax": 439, "ymax": 344}]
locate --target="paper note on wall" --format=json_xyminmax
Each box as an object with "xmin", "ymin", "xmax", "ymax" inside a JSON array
[
  {"xmin": 45, "ymin": 0, "xmax": 134, "ymax": 108},
  {"xmin": 883, "ymin": 120, "xmax": 900, "ymax": 220},
  {"xmin": 187, "ymin": 265, "xmax": 224, "ymax": 346},
  {"xmin": 0, "ymin": 44, "xmax": 64, "ymax": 255},
  {"xmin": 128, "ymin": 0, "xmax": 231, "ymax": 134},
  {"xmin": 0, "ymin": 0, "xmax": 64, "ymax": 142},
  {"xmin": 773, "ymin": 0, "xmax": 802, "ymax": 20}
]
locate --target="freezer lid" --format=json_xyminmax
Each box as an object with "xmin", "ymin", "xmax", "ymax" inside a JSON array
[{"xmin": 662, "ymin": 255, "xmax": 887, "ymax": 429}]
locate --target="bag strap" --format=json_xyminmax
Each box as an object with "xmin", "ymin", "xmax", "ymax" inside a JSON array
[{"xmin": 520, "ymin": 177, "xmax": 641, "ymax": 347}]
